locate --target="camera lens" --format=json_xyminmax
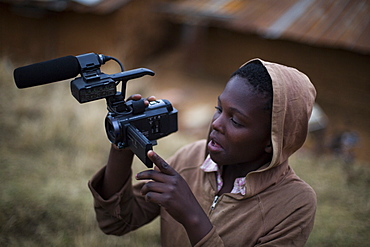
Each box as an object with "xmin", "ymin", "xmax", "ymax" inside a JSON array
[{"xmin": 105, "ymin": 116, "xmax": 122, "ymax": 145}]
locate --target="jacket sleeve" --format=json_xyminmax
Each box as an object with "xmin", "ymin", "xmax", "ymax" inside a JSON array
[
  {"xmin": 255, "ymin": 188, "xmax": 317, "ymax": 247},
  {"xmin": 194, "ymin": 226, "xmax": 224, "ymax": 247},
  {"xmin": 88, "ymin": 166, "xmax": 160, "ymax": 235}
]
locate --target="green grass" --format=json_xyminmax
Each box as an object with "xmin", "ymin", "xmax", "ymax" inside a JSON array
[
  {"xmin": 1, "ymin": 57, "xmax": 369, "ymax": 246},
  {"xmin": 290, "ymin": 153, "xmax": 370, "ymax": 246}
]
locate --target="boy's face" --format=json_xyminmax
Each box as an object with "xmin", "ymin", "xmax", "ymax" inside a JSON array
[{"xmin": 208, "ymin": 76, "xmax": 272, "ymax": 167}]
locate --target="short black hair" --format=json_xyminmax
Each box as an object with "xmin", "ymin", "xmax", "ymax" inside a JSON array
[{"xmin": 231, "ymin": 60, "xmax": 273, "ymax": 111}]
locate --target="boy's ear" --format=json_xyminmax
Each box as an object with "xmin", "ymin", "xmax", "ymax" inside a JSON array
[{"xmin": 265, "ymin": 141, "xmax": 273, "ymax": 153}]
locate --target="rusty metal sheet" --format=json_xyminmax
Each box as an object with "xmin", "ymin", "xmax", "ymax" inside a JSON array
[{"xmin": 162, "ymin": 0, "xmax": 370, "ymax": 54}]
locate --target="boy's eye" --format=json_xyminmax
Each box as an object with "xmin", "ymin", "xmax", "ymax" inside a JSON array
[
  {"xmin": 230, "ymin": 117, "xmax": 242, "ymax": 126},
  {"xmin": 215, "ymin": 106, "xmax": 243, "ymax": 127}
]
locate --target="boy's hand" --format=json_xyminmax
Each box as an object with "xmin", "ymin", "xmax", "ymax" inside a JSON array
[
  {"xmin": 126, "ymin": 94, "xmax": 156, "ymax": 106},
  {"xmin": 136, "ymin": 150, "xmax": 213, "ymax": 246}
]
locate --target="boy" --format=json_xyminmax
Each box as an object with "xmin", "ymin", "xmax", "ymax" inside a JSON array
[{"xmin": 89, "ymin": 59, "xmax": 317, "ymax": 246}]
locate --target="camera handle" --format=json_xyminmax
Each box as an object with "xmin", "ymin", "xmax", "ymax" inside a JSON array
[
  {"xmin": 104, "ymin": 68, "xmax": 155, "ymax": 112},
  {"xmin": 110, "ymin": 68, "xmax": 155, "ymax": 98}
]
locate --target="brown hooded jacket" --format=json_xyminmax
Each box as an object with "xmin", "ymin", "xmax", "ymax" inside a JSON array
[{"xmin": 88, "ymin": 58, "xmax": 317, "ymax": 246}]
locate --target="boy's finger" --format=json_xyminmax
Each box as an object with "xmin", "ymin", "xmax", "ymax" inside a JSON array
[
  {"xmin": 147, "ymin": 95, "xmax": 157, "ymax": 101},
  {"xmin": 127, "ymin": 94, "xmax": 142, "ymax": 101},
  {"xmin": 147, "ymin": 150, "xmax": 174, "ymax": 175}
]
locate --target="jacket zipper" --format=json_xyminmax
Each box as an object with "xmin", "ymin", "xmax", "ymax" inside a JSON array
[{"xmin": 211, "ymin": 195, "xmax": 220, "ymax": 210}]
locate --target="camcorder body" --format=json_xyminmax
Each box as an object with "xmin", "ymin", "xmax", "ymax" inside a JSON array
[
  {"xmin": 105, "ymin": 97, "xmax": 177, "ymax": 167},
  {"xmin": 14, "ymin": 53, "xmax": 178, "ymax": 168}
]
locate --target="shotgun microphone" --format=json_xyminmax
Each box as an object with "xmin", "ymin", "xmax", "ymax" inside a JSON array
[
  {"xmin": 14, "ymin": 56, "xmax": 80, "ymax": 89},
  {"xmin": 13, "ymin": 53, "xmax": 112, "ymax": 89}
]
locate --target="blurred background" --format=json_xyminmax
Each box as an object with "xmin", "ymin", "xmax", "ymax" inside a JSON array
[{"xmin": 0, "ymin": 0, "xmax": 369, "ymax": 246}]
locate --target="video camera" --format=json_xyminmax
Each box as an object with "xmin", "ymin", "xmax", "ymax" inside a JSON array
[{"xmin": 14, "ymin": 53, "xmax": 178, "ymax": 168}]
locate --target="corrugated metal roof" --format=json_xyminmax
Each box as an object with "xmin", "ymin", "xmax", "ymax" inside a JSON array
[
  {"xmin": 160, "ymin": 0, "xmax": 370, "ymax": 54},
  {"xmin": 0, "ymin": 0, "xmax": 131, "ymax": 14},
  {"xmin": 159, "ymin": 0, "xmax": 244, "ymax": 23},
  {"xmin": 69, "ymin": 0, "xmax": 131, "ymax": 14},
  {"xmin": 3, "ymin": 0, "xmax": 369, "ymax": 53}
]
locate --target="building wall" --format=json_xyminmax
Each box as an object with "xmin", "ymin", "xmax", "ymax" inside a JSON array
[{"xmin": 0, "ymin": 1, "xmax": 174, "ymax": 68}]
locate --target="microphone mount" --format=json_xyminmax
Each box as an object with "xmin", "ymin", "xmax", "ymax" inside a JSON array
[{"xmin": 70, "ymin": 53, "xmax": 154, "ymax": 104}]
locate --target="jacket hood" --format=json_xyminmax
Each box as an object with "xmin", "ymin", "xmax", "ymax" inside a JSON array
[
  {"xmin": 241, "ymin": 58, "xmax": 316, "ymax": 198},
  {"xmin": 241, "ymin": 59, "xmax": 316, "ymax": 170}
]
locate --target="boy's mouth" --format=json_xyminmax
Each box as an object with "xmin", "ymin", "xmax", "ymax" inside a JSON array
[{"xmin": 208, "ymin": 138, "xmax": 224, "ymax": 153}]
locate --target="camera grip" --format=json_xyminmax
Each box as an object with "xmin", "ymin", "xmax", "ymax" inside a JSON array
[{"xmin": 127, "ymin": 124, "xmax": 153, "ymax": 168}]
